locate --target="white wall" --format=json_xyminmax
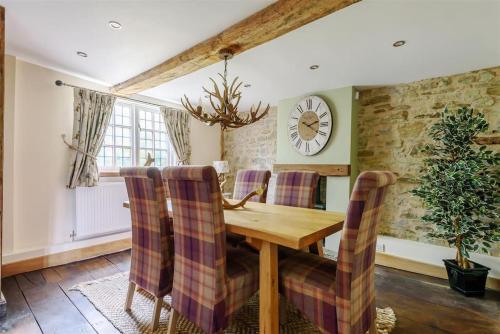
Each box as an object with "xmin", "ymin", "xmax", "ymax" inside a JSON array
[{"xmin": 2, "ymin": 56, "xmax": 220, "ymax": 263}]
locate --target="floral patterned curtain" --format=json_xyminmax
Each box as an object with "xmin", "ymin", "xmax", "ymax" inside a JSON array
[
  {"xmin": 67, "ymin": 88, "xmax": 116, "ymax": 188},
  {"xmin": 160, "ymin": 107, "xmax": 191, "ymax": 165}
]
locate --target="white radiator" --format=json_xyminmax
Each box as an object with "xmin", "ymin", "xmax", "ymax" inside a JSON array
[{"xmin": 75, "ymin": 182, "xmax": 131, "ymax": 240}]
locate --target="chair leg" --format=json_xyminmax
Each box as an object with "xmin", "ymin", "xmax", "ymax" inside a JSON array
[
  {"xmin": 307, "ymin": 240, "xmax": 324, "ymax": 257},
  {"xmin": 368, "ymin": 321, "xmax": 377, "ymax": 334},
  {"xmin": 167, "ymin": 308, "xmax": 179, "ymax": 334},
  {"xmin": 124, "ymin": 282, "xmax": 136, "ymax": 311},
  {"xmin": 316, "ymin": 241, "xmax": 324, "ymax": 257},
  {"xmin": 151, "ymin": 297, "xmax": 162, "ymax": 332}
]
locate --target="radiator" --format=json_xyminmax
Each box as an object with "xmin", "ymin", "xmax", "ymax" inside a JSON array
[{"xmin": 75, "ymin": 182, "xmax": 131, "ymax": 240}]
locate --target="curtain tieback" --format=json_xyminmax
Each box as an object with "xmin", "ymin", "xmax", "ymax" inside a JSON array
[{"xmin": 61, "ymin": 134, "xmax": 97, "ymax": 160}]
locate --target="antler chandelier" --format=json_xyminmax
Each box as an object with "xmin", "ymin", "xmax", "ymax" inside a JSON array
[{"xmin": 181, "ymin": 48, "xmax": 270, "ymax": 130}]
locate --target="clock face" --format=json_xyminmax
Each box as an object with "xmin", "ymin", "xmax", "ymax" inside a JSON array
[{"xmin": 287, "ymin": 96, "xmax": 332, "ymax": 156}]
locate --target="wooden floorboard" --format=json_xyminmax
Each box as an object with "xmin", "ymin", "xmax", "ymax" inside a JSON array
[
  {"xmin": 54, "ymin": 261, "xmax": 121, "ymax": 334},
  {"xmin": 1, "ymin": 250, "xmax": 499, "ymax": 334},
  {"xmin": 14, "ymin": 270, "xmax": 96, "ymax": 333},
  {"xmin": 104, "ymin": 250, "xmax": 131, "ymax": 273},
  {"xmin": 0, "ymin": 276, "xmax": 42, "ymax": 333}
]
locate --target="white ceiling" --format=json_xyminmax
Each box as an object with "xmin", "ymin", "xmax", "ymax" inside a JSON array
[
  {"xmin": 1, "ymin": 0, "xmax": 273, "ymax": 85},
  {"xmin": 2, "ymin": 0, "xmax": 500, "ymax": 110}
]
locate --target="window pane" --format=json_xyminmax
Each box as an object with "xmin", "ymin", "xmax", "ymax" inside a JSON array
[
  {"xmin": 104, "ymin": 129, "xmax": 113, "ymax": 145},
  {"xmin": 115, "ymin": 114, "xmax": 123, "ymax": 126},
  {"xmin": 139, "ymin": 149, "xmax": 148, "ymax": 166},
  {"xmin": 97, "ymin": 101, "xmax": 134, "ymax": 170},
  {"xmin": 97, "ymin": 102, "xmax": 177, "ymax": 170},
  {"xmin": 122, "ymin": 115, "xmax": 130, "ymax": 126}
]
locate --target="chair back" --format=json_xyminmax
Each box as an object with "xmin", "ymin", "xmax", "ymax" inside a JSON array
[
  {"xmin": 163, "ymin": 165, "xmax": 228, "ymax": 333},
  {"xmin": 120, "ymin": 167, "xmax": 173, "ymax": 297},
  {"xmin": 335, "ymin": 171, "xmax": 397, "ymax": 334},
  {"xmin": 233, "ymin": 169, "xmax": 271, "ymax": 203},
  {"xmin": 274, "ymin": 171, "xmax": 319, "ymax": 208}
]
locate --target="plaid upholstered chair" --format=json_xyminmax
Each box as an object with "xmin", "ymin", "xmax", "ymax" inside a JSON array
[
  {"xmin": 163, "ymin": 166, "xmax": 260, "ymax": 334},
  {"xmin": 228, "ymin": 169, "xmax": 271, "ymax": 248},
  {"xmin": 232, "ymin": 169, "xmax": 271, "ymax": 203},
  {"xmin": 120, "ymin": 167, "xmax": 174, "ymax": 331},
  {"xmin": 278, "ymin": 171, "xmax": 397, "ymax": 334},
  {"xmin": 274, "ymin": 171, "xmax": 324, "ymax": 255}
]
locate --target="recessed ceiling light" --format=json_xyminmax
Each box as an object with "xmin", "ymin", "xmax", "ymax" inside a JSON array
[
  {"xmin": 309, "ymin": 65, "xmax": 319, "ymax": 70},
  {"xmin": 393, "ymin": 40, "xmax": 406, "ymax": 47},
  {"xmin": 108, "ymin": 21, "xmax": 122, "ymax": 30},
  {"xmin": 244, "ymin": 83, "xmax": 251, "ymax": 88},
  {"xmin": 76, "ymin": 51, "xmax": 88, "ymax": 58}
]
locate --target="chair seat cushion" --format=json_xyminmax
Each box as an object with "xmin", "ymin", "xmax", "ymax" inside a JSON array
[
  {"xmin": 279, "ymin": 251, "xmax": 338, "ymax": 333},
  {"xmin": 225, "ymin": 247, "xmax": 260, "ymax": 316}
]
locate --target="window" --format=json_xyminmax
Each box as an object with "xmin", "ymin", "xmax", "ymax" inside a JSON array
[{"xmin": 97, "ymin": 100, "xmax": 177, "ymax": 170}]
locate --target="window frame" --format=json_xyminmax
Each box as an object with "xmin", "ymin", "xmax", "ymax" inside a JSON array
[{"xmin": 97, "ymin": 99, "xmax": 177, "ymax": 173}]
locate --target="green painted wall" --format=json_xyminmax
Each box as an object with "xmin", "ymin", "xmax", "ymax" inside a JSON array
[
  {"xmin": 276, "ymin": 86, "xmax": 358, "ymax": 250},
  {"xmin": 277, "ymin": 86, "xmax": 355, "ymax": 166}
]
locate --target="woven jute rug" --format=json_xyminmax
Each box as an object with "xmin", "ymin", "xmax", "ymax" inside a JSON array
[{"xmin": 72, "ymin": 272, "xmax": 396, "ymax": 334}]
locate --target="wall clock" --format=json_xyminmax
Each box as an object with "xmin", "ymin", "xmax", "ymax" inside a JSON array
[{"xmin": 287, "ymin": 95, "xmax": 332, "ymax": 156}]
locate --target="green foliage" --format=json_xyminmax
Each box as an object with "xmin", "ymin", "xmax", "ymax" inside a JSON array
[{"xmin": 411, "ymin": 107, "xmax": 500, "ymax": 267}]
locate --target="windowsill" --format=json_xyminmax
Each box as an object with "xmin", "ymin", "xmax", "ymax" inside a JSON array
[{"xmin": 100, "ymin": 170, "xmax": 121, "ymax": 177}]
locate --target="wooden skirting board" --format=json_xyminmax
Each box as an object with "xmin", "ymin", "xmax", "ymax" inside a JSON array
[
  {"xmin": 375, "ymin": 252, "xmax": 500, "ymax": 291},
  {"xmin": 273, "ymin": 164, "xmax": 350, "ymax": 176},
  {"xmin": 1, "ymin": 238, "xmax": 131, "ymax": 278}
]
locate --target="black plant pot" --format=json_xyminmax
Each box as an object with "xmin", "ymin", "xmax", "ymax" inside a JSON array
[{"xmin": 443, "ymin": 259, "xmax": 490, "ymax": 296}]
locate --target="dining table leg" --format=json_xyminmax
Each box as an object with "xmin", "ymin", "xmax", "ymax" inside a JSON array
[{"xmin": 259, "ymin": 240, "xmax": 279, "ymax": 334}]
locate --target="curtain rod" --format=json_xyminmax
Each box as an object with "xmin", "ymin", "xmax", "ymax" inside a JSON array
[{"xmin": 54, "ymin": 80, "xmax": 168, "ymax": 109}]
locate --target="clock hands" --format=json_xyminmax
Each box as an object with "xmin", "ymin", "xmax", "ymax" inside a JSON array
[{"xmin": 301, "ymin": 120, "xmax": 319, "ymax": 133}]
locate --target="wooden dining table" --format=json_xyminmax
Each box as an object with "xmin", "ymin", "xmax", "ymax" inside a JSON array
[{"xmin": 123, "ymin": 199, "xmax": 345, "ymax": 334}]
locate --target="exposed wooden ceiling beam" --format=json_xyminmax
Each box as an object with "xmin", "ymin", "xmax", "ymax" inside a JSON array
[{"xmin": 112, "ymin": 0, "xmax": 360, "ymax": 95}]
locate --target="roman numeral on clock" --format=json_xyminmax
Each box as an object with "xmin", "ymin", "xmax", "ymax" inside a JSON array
[
  {"xmin": 289, "ymin": 125, "xmax": 297, "ymax": 131},
  {"xmin": 295, "ymin": 138, "xmax": 302, "ymax": 149},
  {"xmin": 319, "ymin": 130, "xmax": 327, "ymax": 136},
  {"xmin": 291, "ymin": 131, "xmax": 298, "ymax": 140},
  {"xmin": 297, "ymin": 105, "xmax": 304, "ymax": 113},
  {"xmin": 315, "ymin": 102, "xmax": 321, "ymax": 112},
  {"xmin": 306, "ymin": 98, "xmax": 312, "ymax": 110},
  {"xmin": 319, "ymin": 112, "xmax": 327, "ymax": 119},
  {"xmin": 320, "ymin": 121, "xmax": 329, "ymax": 127},
  {"xmin": 305, "ymin": 142, "xmax": 310, "ymax": 153}
]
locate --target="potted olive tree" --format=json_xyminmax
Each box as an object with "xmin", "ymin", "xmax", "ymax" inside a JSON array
[{"xmin": 412, "ymin": 106, "xmax": 499, "ymax": 296}]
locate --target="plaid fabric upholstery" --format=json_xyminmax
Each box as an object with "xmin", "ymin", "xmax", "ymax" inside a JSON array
[
  {"xmin": 120, "ymin": 167, "xmax": 173, "ymax": 298},
  {"xmin": 163, "ymin": 166, "xmax": 259, "ymax": 334},
  {"xmin": 274, "ymin": 171, "xmax": 319, "ymax": 208},
  {"xmin": 232, "ymin": 169, "xmax": 271, "ymax": 203},
  {"xmin": 279, "ymin": 171, "xmax": 397, "ymax": 334}
]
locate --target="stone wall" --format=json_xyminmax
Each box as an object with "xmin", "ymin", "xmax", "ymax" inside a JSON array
[
  {"xmin": 223, "ymin": 107, "xmax": 278, "ymax": 194},
  {"xmin": 358, "ymin": 66, "xmax": 499, "ymax": 256}
]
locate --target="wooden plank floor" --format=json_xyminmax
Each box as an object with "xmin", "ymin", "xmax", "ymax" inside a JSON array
[{"xmin": 0, "ymin": 250, "xmax": 499, "ymax": 333}]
